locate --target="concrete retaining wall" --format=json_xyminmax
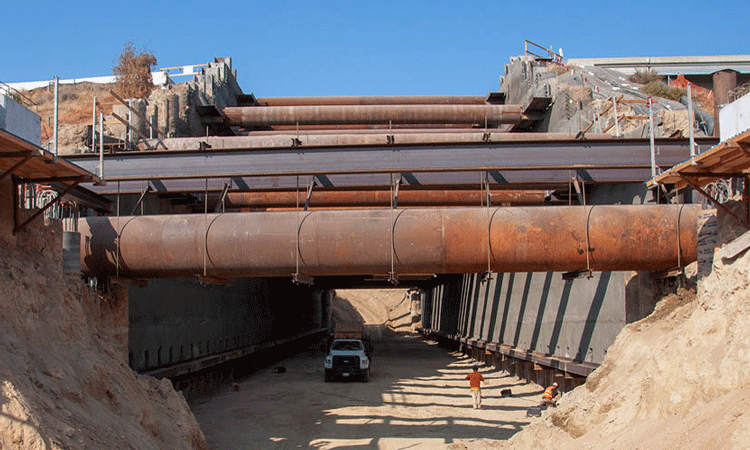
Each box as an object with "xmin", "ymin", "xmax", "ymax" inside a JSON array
[{"xmin": 128, "ymin": 277, "xmax": 326, "ymax": 372}]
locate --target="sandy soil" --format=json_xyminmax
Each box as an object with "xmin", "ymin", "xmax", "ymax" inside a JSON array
[
  {"xmin": 190, "ymin": 329, "xmax": 543, "ymax": 450},
  {"xmin": 190, "ymin": 290, "xmax": 545, "ymax": 450},
  {"xmin": 0, "ymin": 218, "xmax": 208, "ymax": 450}
]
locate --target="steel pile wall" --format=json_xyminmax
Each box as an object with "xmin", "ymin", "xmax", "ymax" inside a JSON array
[{"xmin": 422, "ymin": 270, "xmax": 640, "ymax": 368}]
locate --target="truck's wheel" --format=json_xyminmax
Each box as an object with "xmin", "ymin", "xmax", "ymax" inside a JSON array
[
  {"xmin": 324, "ymin": 370, "xmax": 332, "ymax": 382},
  {"xmin": 361, "ymin": 369, "xmax": 369, "ymax": 383}
]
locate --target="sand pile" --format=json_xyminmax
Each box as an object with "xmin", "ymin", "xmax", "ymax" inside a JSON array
[
  {"xmin": 0, "ymin": 219, "xmax": 208, "ymax": 450},
  {"xmin": 499, "ymin": 234, "xmax": 750, "ymax": 449}
]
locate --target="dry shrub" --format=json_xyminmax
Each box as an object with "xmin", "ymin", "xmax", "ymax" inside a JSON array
[
  {"xmin": 628, "ymin": 68, "xmax": 663, "ymax": 85},
  {"xmin": 113, "ymin": 42, "xmax": 157, "ymax": 99},
  {"xmin": 641, "ymin": 81, "xmax": 686, "ymax": 102}
]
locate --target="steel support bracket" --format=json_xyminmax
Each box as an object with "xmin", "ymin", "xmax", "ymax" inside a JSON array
[
  {"xmin": 0, "ymin": 153, "xmax": 33, "ymax": 182},
  {"xmin": 392, "ymin": 176, "xmax": 401, "ymax": 209},
  {"xmin": 562, "ymin": 269, "xmax": 593, "ymax": 281},
  {"xmin": 480, "ymin": 271, "xmax": 493, "ymax": 283},
  {"xmin": 293, "ymin": 273, "xmax": 314, "ymax": 286},
  {"xmin": 571, "ymin": 175, "xmax": 584, "ymax": 205},
  {"xmin": 197, "ymin": 275, "xmax": 232, "ymax": 286},
  {"xmin": 214, "ymin": 182, "xmax": 230, "ymax": 213},
  {"xmin": 130, "ymin": 184, "xmax": 153, "ymax": 215},
  {"xmin": 110, "ymin": 276, "xmax": 149, "ymax": 288},
  {"xmin": 304, "ymin": 180, "xmax": 316, "ymax": 211}
]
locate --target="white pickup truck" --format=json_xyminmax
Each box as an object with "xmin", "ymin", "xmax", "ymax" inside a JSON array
[
  {"xmin": 324, "ymin": 321, "xmax": 371, "ymax": 382},
  {"xmin": 324, "ymin": 338, "xmax": 370, "ymax": 382}
]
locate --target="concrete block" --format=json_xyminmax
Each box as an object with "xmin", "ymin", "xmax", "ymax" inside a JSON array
[{"xmin": 0, "ymin": 95, "xmax": 41, "ymax": 145}]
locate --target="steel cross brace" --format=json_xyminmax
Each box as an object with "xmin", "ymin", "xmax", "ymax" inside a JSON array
[{"xmin": 679, "ymin": 175, "xmax": 748, "ymax": 227}]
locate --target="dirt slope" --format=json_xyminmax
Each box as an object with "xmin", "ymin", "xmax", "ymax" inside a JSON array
[
  {"xmin": 498, "ymin": 240, "xmax": 750, "ymax": 449},
  {"xmin": 333, "ymin": 289, "xmax": 412, "ymax": 327},
  {"xmin": 0, "ymin": 219, "xmax": 207, "ymax": 449}
]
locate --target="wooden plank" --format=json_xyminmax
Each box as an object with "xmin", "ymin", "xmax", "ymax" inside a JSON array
[{"xmin": 717, "ymin": 228, "xmax": 750, "ymax": 261}]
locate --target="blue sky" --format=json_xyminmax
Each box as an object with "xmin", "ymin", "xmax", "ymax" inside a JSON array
[{"xmin": 2, "ymin": 1, "xmax": 747, "ymax": 96}]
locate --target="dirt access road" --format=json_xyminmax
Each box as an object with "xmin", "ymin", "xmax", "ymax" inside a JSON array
[{"xmin": 189, "ymin": 327, "xmax": 542, "ymax": 449}]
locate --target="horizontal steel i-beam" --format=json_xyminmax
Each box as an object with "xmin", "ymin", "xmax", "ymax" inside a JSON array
[{"xmin": 66, "ymin": 138, "xmax": 716, "ymax": 194}]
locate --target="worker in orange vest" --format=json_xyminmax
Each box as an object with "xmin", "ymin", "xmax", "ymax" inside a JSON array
[
  {"xmin": 465, "ymin": 366, "xmax": 488, "ymax": 409},
  {"xmin": 541, "ymin": 382, "xmax": 559, "ymax": 406}
]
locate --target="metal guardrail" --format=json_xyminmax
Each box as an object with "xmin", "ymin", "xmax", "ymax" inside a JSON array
[{"xmin": 0, "ymin": 80, "xmax": 37, "ymax": 108}]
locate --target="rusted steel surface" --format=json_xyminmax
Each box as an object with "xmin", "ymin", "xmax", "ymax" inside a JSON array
[
  {"xmin": 80, "ymin": 205, "xmax": 700, "ymax": 279},
  {"xmin": 67, "ymin": 137, "xmax": 717, "ymax": 195},
  {"xmin": 225, "ymin": 189, "xmax": 548, "ymax": 208},
  {"xmin": 268, "ymin": 123, "xmax": 479, "ymax": 130},
  {"xmin": 139, "ymin": 132, "xmax": 610, "ymax": 151},
  {"xmin": 223, "ymin": 104, "xmax": 525, "ymax": 127},
  {"xmin": 256, "ymin": 96, "xmax": 487, "ymax": 106}
]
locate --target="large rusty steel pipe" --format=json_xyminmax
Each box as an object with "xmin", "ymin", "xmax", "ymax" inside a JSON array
[
  {"xmin": 256, "ymin": 96, "xmax": 487, "ymax": 106},
  {"xmin": 225, "ymin": 190, "xmax": 549, "ymax": 209},
  {"xmin": 80, "ymin": 205, "xmax": 700, "ymax": 279},
  {"xmin": 223, "ymin": 104, "xmax": 524, "ymax": 127}
]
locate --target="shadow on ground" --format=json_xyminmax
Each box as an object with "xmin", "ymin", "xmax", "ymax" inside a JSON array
[{"xmin": 188, "ymin": 322, "xmax": 539, "ymax": 449}]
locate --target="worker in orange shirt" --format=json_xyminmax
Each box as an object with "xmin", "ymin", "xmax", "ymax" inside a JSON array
[
  {"xmin": 465, "ymin": 366, "xmax": 488, "ymax": 409},
  {"xmin": 541, "ymin": 382, "xmax": 559, "ymax": 406}
]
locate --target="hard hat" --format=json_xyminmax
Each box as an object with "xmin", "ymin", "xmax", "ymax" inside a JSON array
[{"xmin": 553, "ymin": 382, "xmax": 558, "ymax": 386}]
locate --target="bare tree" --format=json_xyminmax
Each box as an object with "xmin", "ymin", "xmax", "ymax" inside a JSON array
[{"xmin": 113, "ymin": 42, "xmax": 157, "ymax": 99}]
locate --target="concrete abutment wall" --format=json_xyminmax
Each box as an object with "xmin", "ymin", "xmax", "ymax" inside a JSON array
[{"xmin": 128, "ymin": 277, "xmax": 328, "ymax": 373}]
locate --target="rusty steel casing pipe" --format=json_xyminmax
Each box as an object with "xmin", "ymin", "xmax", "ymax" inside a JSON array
[
  {"xmin": 255, "ymin": 95, "xmax": 488, "ymax": 106},
  {"xmin": 79, "ymin": 205, "xmax": 700, "ymax": 279},
  {"xmin": 79, "ymin": 205, "xmax": 699, "ymax": 278},
  {"xmin": 223, "ymin": 104, "xmax": 525, "ymax": 127},
  {"xmin": 225, "ymin": 190, "xmax": 549, "ymax": 209}
]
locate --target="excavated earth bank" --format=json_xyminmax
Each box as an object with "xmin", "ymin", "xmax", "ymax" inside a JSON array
[{"xmin": 0, "ymin": 218, "xmax": 208, "ymax": 450}]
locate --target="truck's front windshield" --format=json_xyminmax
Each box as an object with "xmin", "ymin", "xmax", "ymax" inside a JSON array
[{"xmin": 331, "ymin": 340, "xmax": 363, "ymax": 351}]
